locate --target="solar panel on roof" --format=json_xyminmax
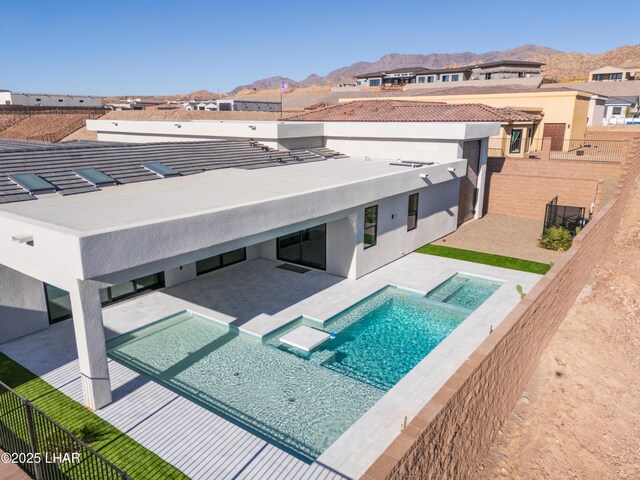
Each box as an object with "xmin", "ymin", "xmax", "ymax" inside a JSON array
[
  {"xmin": 8, "ymin": 173, "xmax": 58, "ymax": 195},
  {"xmin": 142, "ymin": 162, "xmax": 181, "ymax": 178},
  {"xmin": 74, "ymin": 168, "xmax": 118, "ymax": 187}
]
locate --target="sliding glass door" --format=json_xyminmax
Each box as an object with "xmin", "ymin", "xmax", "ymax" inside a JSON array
[{"xmin": 277, "ymin": 224, "xmax": 326, "ymax": 270}]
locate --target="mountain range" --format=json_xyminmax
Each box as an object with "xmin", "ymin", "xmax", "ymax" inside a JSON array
[{"xmin": 230, "ymin": 44, "xmax": 640, "ymax": 93}]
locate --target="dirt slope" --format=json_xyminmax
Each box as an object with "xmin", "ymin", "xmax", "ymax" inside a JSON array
[{"xmin": 475, "ymin": 177, "xmax": 640, "ymax": 480}]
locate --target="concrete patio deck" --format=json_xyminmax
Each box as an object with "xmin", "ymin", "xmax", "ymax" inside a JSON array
[{"xmin": 0, "ymin": 254, "xmax": 541, "ymax": 480}]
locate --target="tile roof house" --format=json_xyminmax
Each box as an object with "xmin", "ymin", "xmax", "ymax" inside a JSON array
[{"xmin": 286, "ymin": 100, "xmax": 541, "ymax": 123}]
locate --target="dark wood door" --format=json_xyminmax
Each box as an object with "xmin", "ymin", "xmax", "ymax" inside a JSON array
[
  {"xmin": 543, "ymin": 123, "xmax": 566, "ymax": 151},
  {"xmin": 458, "ymin": 140, "xmax": 481, "ymax": 225}
]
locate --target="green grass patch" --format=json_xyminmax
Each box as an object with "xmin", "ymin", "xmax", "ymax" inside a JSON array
[
  {"xmin": 415, "ymin": 244, "xmax": 551, "ymax": 275},
  {"xmin": 0, "ymin": 352, "xmax": 188, "ymax": 480}
]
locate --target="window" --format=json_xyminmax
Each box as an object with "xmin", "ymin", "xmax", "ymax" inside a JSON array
[
  {"xmin": 44, "ymin": 284, "xmax": 72, "ymax": 324},
  {"xmin": 143, "ymin": 162, "xmax": 181, "ymax": 178},
  {"xmin": 43, "ymin": 273, "xmax": 165, "ymax": 324},
  {"xmin": 612, "ymin": 73, "xmax": 622, "ymax": 80},
  {"xmin": 58, "ymin": 99, "xmax": 63, "ymax": 103},
  {"xmin": 451, "ymin": 74, "xmax": 459, "ymax": 82},
  {"xmin": 364, "ymin": 205, "xmax": 378, "ymax": 249},
  {"xmin": 100, "ymin": 273, "xmax": 164, "ymax": 306},
  {"xmin": 35, "ymin": 98, "xmax": 42, "ymax": 102},
  {"xmin": 277, "ymin": 224, "xmax": 326, "ymax": 270},
  {"xmin": 407, "ymin": 193, "xmax": 419, "ymax": 231},
  {"xmin": 417, "ymin": 76, "xmax": 425, "ymax": 83},
  {"xmin": 369, "ymin": 79, "xmax": 381, "ymax": 87},
  {"xmin": 196, "ymin": 247, "xmax": 247, "ymax": 275},
  {"xmin": 9, "ymin": 173, "xmax": 57, "ymax": 194},
  {"xmin": 594, "ymin": 74, "xmax": 604, "ymax": 81},
  {"xmin": 74, "ymin": 168, "xmax": 118, "ymax": 187},
  {"xmin": 427, "ymin": 76, "xmax": 435, "ymax": 83},
  {"xmin": 79, "ymin": 99, "xmax": 85, "ymax": 103},
  {"xmin": 509, "ymin": 129, "xmax": 524, "ymax": 154},
  {"xmin": 442, "ymin": 75, "xmax": 450, "ymax": 82},
  {"xmin": 611, "ymin": 106, "xmax": 623, "ymax": 115}
]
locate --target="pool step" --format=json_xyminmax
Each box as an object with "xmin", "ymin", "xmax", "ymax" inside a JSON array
[
  {"xmin": 323, "ymin": 361, "xmax": 390, "ymax": 392},
  {"xmin": 426, "ymin": 276, "xmax": 468, "ymax": 302}
]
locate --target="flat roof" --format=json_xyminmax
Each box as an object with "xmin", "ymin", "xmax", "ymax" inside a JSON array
[
  {"xmin": 0, "ymin": 139, "xmax": 328, "ymax": 204},
  {"xmin": 0, "ymin": 156, "xmax": 461, "ymax": 234}
]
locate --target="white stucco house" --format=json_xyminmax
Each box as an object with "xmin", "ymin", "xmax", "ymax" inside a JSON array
[{"xmin": 0, "ymin": 102, "xmax": 511, "ymax": 412}]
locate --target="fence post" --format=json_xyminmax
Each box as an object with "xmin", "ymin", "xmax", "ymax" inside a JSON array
[{"xmin": 23, "ymin": 400, "xmax": 44, "ymax": 480}]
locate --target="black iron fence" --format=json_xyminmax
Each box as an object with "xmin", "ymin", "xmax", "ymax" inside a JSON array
[
  {"xmin": 549, "ymin": 138, "xmax": 626, "ymax": 162},
  {"xmin": 543, "ymin": 196, "xmax": 588, "ymax": 235},
  {"xmin": 0, "ymin": 380, "xmax": 131, "ymax": 480}
]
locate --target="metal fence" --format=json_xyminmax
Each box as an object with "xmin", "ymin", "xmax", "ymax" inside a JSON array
[
  {"xmin": 0, "ymin": 380, "xmax": 131, "ymax": 480},
  {"xmin": 488, "ymin": 137, "xmax": 626, "ymax": 163},
  {"xmin": 549, "ymin": 138, "xmax": 626, "ymax": 163},
  {"xmin": 543, "ymin": 196, "xmax": 588, "ymax": 235},
  {"xmin": 488, "ymin": 137, "xmax": 543, "ymax": 159}
]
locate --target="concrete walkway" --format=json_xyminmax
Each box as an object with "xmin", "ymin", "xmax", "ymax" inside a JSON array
[{"xmin": 433, "ymin": 214, "xmax": 563, "ymax": 264}]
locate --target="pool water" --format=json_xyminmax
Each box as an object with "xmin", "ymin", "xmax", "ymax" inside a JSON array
[{"xmin": 107, "ymin": 274, "xmax": 502, "ymax": 462}]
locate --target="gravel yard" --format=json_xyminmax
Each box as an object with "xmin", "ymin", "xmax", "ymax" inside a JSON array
[{"xmin": 433, "ymin": 214, "xmax": 563, "ymax": 264}]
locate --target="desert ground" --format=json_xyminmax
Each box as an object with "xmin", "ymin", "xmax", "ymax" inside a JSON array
[{"xmin": 475, "ymin": 177, "xmax": 640, "ymax": 480}]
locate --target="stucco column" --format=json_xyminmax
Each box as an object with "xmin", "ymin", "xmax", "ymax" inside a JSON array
[
  {"xmin": 474, "ymin": 138, "xmax": 489, "ymax": 219},
  {"xmin": 69, "ymin": 280, "xmax": 112, "ymax": 410}
]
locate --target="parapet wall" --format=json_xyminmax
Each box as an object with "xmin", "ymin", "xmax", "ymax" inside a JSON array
[{"xmin": 362, "ymin": 138, "xmax": 640, "ymax": 480}]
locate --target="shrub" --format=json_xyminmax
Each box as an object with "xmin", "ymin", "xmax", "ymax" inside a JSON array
[{"xmin": 539, "ymin": 226, "xmax": 573, "ymax": 251}]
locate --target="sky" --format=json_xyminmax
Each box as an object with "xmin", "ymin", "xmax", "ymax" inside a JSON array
[{"xmin": 1, "ymin": 0, "xmax": 639, "ymax": 95}]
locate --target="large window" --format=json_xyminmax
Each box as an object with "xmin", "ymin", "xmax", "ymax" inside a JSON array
[
  {"xmin": 611, "ymin": 106, "xmax": 623, "ymax": 115},
  {"xmin": 509, "ymin": 129, "xmax": 524, "ymax": 154},
  {"xmin": 407, "ymin": 193, "xmax": 419, "ymax": 231},
  {"xmin": 196, "ymin": 247, "xmax": 247, "ymax": 276},
  {"xmin": 364, "ymin": 205, "xmax": 378, "ymax": 249},
  {"xmin": 100, "ymin": 273, "xmax": 165, "ymax": 305},
  {"xmin": 277, "ymin": 224, "xmax": 326, "ymax": 270},
  {"xmin": 44, "ymin": 273, "xmax": 165, "ymax": 324},
  {"xmin": 442, "ymin": 75, "xmax": 450, "ymax": 82},
  {"xmin": 417, "ymin": 76, "xmax": 425, "ymax": 83},
  {"xmin": 451, "ymin": 74, "xmax": 460, "ymax": 81},
  {"xmin": 427, "ymin": 76, "xmax": 435, "ymax": 83},
  {"xmin": 369, "ymin": 79, "xmax": 381, "ymax": 87},
  {"xmin": 44, "ymin": 284, "xmax": 72, "ymax": 324}
]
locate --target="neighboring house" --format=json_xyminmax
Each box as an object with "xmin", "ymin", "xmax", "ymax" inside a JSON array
[
  {"xmin": 340, "ymin": 88, "xmax": 597, "ymax": 150},
  {"xmin": 0, "ymin": 115, "xmax": 497, "ymax": 407},
  {"xmin": 589, "ymin": 65, "xmax": 640, "ymax": 82},
  {"xmin": 216, "ymin": 99, "xmax": 281, "ymax": 111},
  {"xmin": 0, "ymin": 90, "xmax": 102, "ymax": 107},
  {"xmin": 183, "ymin": 100, "xmax": 219, "ymax": 111},
  {"xmin": 355, "ymin": 60, "xmax": 544, "ymax": 87},
  {"xmin": 602, "ymin": 96, "xmax": 640, "ymax": 124}
]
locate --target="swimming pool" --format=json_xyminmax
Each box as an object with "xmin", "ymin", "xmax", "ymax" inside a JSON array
[{"xmin": 107, "ymin": 273, "xmax": 502, "ymax": 461}]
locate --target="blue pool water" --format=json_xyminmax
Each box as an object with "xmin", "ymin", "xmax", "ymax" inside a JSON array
[{"xmin": 107, "ymin": 274, "xmax": 502, "ymax": 461}]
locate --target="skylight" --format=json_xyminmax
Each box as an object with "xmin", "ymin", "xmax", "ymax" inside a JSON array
[
  {"xmin": 9, "ymin": 173, "xmax": 58, "ymax": 194},
  {"xmin": 74, "ymin": 168, "xmax": 118, "ymax": 187},
  {"xmin": 142, "ymin": 162, "xmax": 181, "ymax": 178}
]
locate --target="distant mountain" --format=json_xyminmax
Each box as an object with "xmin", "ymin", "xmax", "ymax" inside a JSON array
[{"xmin": 230, "ymin": 44, "xmax": 562, "ymax": 93}]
